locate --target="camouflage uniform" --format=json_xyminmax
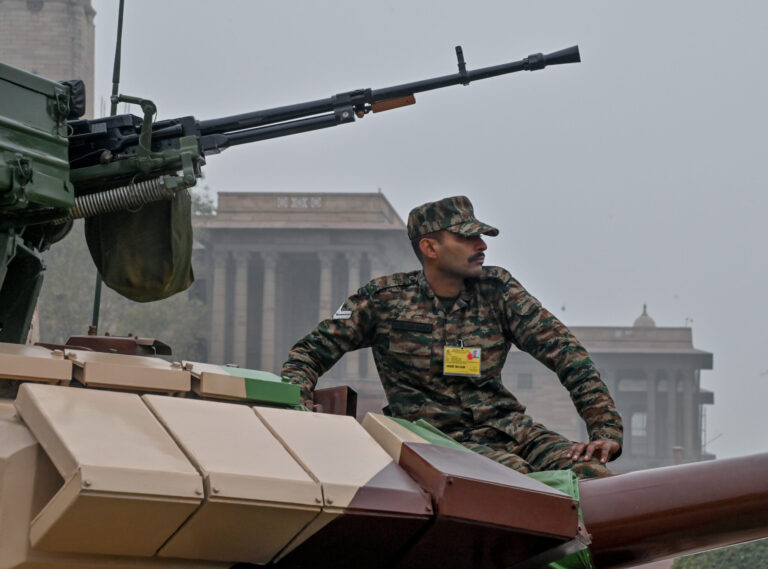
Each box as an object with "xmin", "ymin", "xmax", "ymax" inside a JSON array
[{"xmin": 282, "ymin": 196, "xmax": 623, "ymax": 479}]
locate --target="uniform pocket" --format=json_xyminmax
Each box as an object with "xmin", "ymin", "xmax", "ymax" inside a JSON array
[
  {"xmin": 387, "ymin": 330, "xmax": 432, "ymax": 360},
  {"xmin": 382, "ymin": 318, "xmax": 434, "ymax": 377}
]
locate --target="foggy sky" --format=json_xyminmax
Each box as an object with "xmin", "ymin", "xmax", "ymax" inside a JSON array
[{"xmin": 90, "ymin": 0, "xmax": 768, "ymax": 459}]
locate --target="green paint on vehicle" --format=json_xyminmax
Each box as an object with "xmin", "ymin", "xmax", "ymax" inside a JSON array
[
  {"xmin": 219, "ymin": 366, "xmax": 300, "ymax": 406},
  {"xmin": 528, "ymin": 470, "xmax": 594, "ymax": 569},
  {"xmin": 390, "ymin": 417, "xmax": 471, "ymax": 452}
]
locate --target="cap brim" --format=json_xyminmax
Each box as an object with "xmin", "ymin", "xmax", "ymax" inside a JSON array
[{"xmin": 452, "ymin": 220, "xmax": 499, "ymax": 237}]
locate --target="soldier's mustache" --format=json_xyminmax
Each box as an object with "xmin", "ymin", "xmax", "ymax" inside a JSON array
[{"xmin": 469, "ymin": 253, "xmax": 485, "ymax": 263}]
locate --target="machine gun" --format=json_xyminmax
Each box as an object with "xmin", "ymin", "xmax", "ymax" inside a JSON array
[
  {"xmin": 0, "ymin": 45, "xmax": 580, "ymax": 342},
  {"xmin": 65, "ymin": 45, "xmax": 579, "ymax": 216}
]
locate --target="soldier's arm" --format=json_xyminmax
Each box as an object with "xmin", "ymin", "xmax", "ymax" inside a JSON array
[
  {"xmin": 281, "ymin": 288, "xmax": 377, "ymax": 405},
  {"xmin": 501, "ymin": 275, "xmax": 623, "ymax": 452}
]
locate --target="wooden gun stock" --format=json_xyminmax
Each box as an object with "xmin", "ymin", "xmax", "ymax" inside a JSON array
[{"xmin": 371, "ymin": 94, "xmax": 416, "ymax": 113}]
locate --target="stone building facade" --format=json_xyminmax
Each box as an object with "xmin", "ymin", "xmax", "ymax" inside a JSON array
[
  {"xmin": 0, "ymin": 0, "xmax": 95, "ymax": 118},
  {"xmin": 505, "ymin": 306, "xmax": 714, "ymax": 472}
]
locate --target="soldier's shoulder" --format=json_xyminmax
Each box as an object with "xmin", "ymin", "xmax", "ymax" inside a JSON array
[
  {"xmin": 359, "ymin": 270, "xmax": 420, "ymax": 296},
  {"xmin": 477, "ymin": 266, "xmax": 522, "ymax": 290},
  {"xmin": 477, "ymin": 266, "xmax": 541, "ymax": 313}
]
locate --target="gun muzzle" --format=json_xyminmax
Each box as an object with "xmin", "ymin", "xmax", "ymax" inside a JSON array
[{"xmin": 543, "ymin": 45, "xmax": 581, "ymax": 66}]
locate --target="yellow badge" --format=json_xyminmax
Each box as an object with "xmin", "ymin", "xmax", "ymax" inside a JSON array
[{"xmin": 443, "ymin": 346, "xmax": 482, "ymax": 377}]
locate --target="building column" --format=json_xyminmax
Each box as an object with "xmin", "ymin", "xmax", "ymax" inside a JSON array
[
  {"xmin": 210, "ymin": 252, "xmax": 228, "ymax": 363},
  {"xmin": 232, "ymin": 251, "xmax": 250, "ymax": 367},
  {"xmin": 317, "ymin": 251, "xmax": 334, "ymax": 321},
  {"xmin": 646, "ymin": 374, "xmax": 657, "ymax": 457},
  {"xmin": 694, "ymin": 370, "xmax": 703, "ymax": 456},
  {"xmin": 366, "ymin": 253, "xmax": 388, "ymax": 379},
  {"xmin": 682, "ymin": 370, "xmax": 696, "ymax": 458},
  {"xmin": 260, "ymin": 252, "xmax": 278, "ymax": 372},
  {"xmin": 667, "ymin": 374, "xmax": 678, "ymax": 458},
  {"xmin": 369, "ymin": 253, "xmax": 389, "ymax": 279},
  {"xmin": 344, "ymin": 252, "xmax": 362, "ymax": 379}
]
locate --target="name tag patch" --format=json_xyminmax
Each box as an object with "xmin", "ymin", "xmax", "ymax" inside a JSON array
[
  {"xmin": 391, "ymin": 320, "xmax": 433, "ymax": 333},
  {"xmin": 443, "ymin": 346, "xmax": 481, "ymax": 377}
]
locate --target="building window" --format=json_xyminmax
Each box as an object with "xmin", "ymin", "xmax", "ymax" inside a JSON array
[
  {"xmin": 631, "ymin": 411, "xmax": 647, "ymax": 437},
  {"xmin": 631, "ymin": 411, "xmax": 648, "ymax": 456},
  {"xmin": 517, "ymin": 373, "xmax": 533, "ymax": 390}
]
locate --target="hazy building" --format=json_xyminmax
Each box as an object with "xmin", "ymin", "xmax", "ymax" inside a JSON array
[
  {"xmin": 506, "ymin": 305, "xmax": 714, "ymax": 472},
  {"xmin": 195, "ymin": 191, "xmax": 418, "ymax": 412},
  {"xmin": 0, "ymin": 0, "xmax": 95, "ymax": 118}
]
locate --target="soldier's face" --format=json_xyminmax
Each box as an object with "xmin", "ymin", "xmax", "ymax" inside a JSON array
[{"xmin": 435, "ymin": 231, "xmax": 487, "ymax": 278}]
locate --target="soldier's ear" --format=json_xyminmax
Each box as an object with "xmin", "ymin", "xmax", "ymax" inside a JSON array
[{"xmin": 419, "ymin": 236, "xmax": 440, "ymax": 261}]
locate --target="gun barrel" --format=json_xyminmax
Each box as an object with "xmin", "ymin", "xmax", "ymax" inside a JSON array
[
  {"xmin": 579, "ymin": 452, "xmax": 768, "ymax": 569},
  {"xmin": 201, "ymin": 107, "xmax": 357, "ymax": 153},
  {"xmin": 197, "ymin": 45, "xmax": 580, "ymax": 139},
  {"xmin": 373, "ymin": 45, "xmax": 580, "ymax": 99},
  {"xmin": 197, "ymin": 97, "xmax": 332, "ymax": 137}
]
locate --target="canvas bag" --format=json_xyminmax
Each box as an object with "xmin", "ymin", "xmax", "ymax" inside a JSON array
[{"xmin": 84, "ymin": 190, "xmax": 194, "ymax": 302}]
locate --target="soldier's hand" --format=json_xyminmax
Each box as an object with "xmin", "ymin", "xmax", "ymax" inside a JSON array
[
  {"xmin": 566, "ymin": 439, "xmax": 620, "ymax": 464},
  {"xmin": 299, "ymin": 400, "xmax": 324, "ymax": 413}
]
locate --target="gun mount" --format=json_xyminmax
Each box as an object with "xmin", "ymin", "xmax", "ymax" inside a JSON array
[{"xmin": 66, "ymin": 45, "xmax": 579, "ymax": 208}]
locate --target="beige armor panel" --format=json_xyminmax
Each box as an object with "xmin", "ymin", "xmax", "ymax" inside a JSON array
[
  {"xmin": 0, "ymin": 343, "xmax": 71, "ymax": 383},
  {"xmin": 67, "ymin": 349, "xmax": 190, "ymax": 393},
  {"xmin": 144, "ymin": 395, "xmax": 322, "ymax": 564},
  {"xmin": 14, "ymin": 383, "xmax": 202, "ymax": 557}
]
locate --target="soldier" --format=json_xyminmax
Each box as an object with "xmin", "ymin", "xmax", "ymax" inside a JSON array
[{"xmin": 282, "ymin": 196, "xmax": 622, "ymax": 478}]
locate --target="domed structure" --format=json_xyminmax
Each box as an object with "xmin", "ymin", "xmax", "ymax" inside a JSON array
[{"xmin": 633, "ymin": 304, "xmax": 656, "ymax": 328}]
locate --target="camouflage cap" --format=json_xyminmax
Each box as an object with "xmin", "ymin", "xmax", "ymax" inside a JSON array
[{"xmin": 407, "ymin": 196, "xmax": 499, "ymax": 240}]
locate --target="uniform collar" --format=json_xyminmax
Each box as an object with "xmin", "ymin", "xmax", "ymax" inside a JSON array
[
  {"xmin": 417, "ymin": 270, "xmax": 435, "ymax": 299},
  {"xmin": 418, "ymin": 270, "xmax": 475, "ymax": 311}
]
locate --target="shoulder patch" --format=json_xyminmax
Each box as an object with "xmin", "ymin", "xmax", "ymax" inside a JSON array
[{"xmin": 333, "ymin": 303, "xmax": 352, "ymax": 320}]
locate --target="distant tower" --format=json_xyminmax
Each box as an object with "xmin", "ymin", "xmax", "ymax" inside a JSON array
[{"xmin": 0, "ymin": 0, "xmax": 95, "ymax": 118}]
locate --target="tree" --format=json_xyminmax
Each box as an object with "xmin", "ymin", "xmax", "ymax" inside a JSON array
[
  {"xmin": 671, "ymin": 539, "xmax": 768, "ymax": 569},
  {"xmin": 191, "ymin": 184, "xmax": 216, "ymax": 216},
  {"xmin": 37, "ymin": 188, "xmax": 213, "ymax": 361},
  {"xmin": 37, "ymin": 220, "xmax": 96, "ymax": 343}
]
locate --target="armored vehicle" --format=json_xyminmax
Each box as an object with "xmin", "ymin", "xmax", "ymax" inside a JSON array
[{"xmin": 1, "ymin": 345, "xmax": 767, "ymax": 569}]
